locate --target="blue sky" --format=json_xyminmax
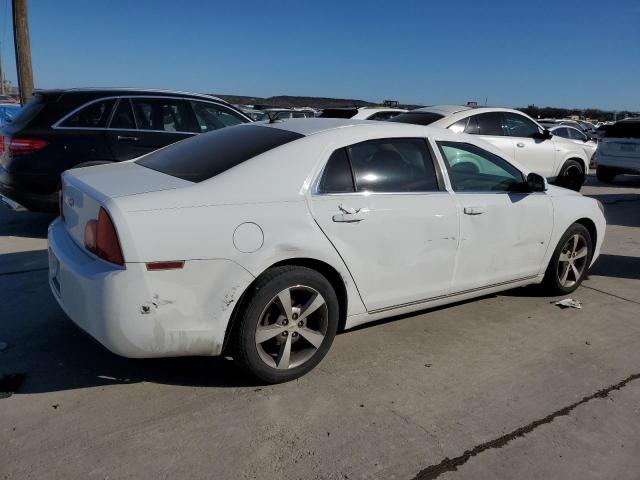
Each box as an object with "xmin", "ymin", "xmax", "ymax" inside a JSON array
[{"xmin": 1, "ymin": 0, "xmax": 639, "ymax": 110}]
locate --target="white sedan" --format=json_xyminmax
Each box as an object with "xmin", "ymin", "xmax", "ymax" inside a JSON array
[
  {"xmin": 548, "ymin": 125, "xmax": 598, "ymax": 165},
  {"xmin": 390, "ymin": 106, "xmax": 590, "ymax": 191},
  {"xmin": 48, "ymin": 119, "xmax": 606, "ymax": 383}
]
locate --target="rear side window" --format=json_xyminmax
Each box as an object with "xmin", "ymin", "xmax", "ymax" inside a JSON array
[
  {"xmin": 60, "ymin": 98, "xmax": 116, "ymax": 128},
  {"xmin": 132, "ymin": 98, "xmax": 196, "ymax": 132},
  {"xmin": 136, "ymin": 125, "xmax": 303, "ymax": 182},
  {"xmin": 109, "ymin": 99, "xmax": 136, "ymax": 129},
  {"xmin": 319, "ymin": 149, "xmax": 354, "ymax": 193},
  {"xmin": 190, "ymin": 101, "xmax": 246, "ymax": 132},
  {"xmin": 475, "ymin": 112, "xmax": 505, "ymax": 136},
  {"xmin": 389, "ymin": 112, "xmax": 444, "ymax": 126},
  {"xmin": 318, "ymin": 138, "xmax": 440, "ymax": 193},
  {"xmin": 604, "ymin": 122, "xmax": 640, "ymax": 139}
]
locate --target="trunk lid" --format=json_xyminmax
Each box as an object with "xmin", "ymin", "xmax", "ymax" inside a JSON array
[{"xmin": 61, "ymin": 161, "xmax": 191, "ymax": 250}]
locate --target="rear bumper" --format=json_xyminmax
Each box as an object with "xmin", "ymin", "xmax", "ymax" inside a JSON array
[
  {"xmin": 0, "ymin": 166, "xmax": 59, "ymax": 212},
  {"xmin": 596, "ymin": 153, "xmax": 640, "ymax": 175},
  {"xmin": 48, "ymin": 218, "xmax": 255, "ymax": 358}
]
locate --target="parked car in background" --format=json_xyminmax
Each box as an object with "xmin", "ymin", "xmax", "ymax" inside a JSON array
[
  {"xmin": 0, "ymin": 103, "xmax": 20, "ymax": 128},
  {"xmin": 549, "ymin": 125, "xmax": 597, "ymax": 166},
  {"xmin": 236, "ymin": 106, "xmax": 269, "ymax": 121},
  {"xmin": 49, "ymin": 119, "xmax": 605, "ymax": 383},
  {"xmin": 596, "ymin": 119, "xmax": 640, "ymax": 182},
  {"xmin": 0, "ymin": 95, "xmax": 19, "ymax": 103},
  {"xmin": 320, "ymin": 106, "xmax": 406, "ymax": 121},
  {"xmin": 390, "ymin": 106, "xmax": 589, "ymax": 191},
  {"xmin": 259, "ymin": 108, "xmax": 315, "ymax": 120},
  {"xmin": 0, "ymin": 88, "xmax": 251, "ymax": 212}
]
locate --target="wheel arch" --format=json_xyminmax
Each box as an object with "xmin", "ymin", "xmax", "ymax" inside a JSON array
[
  {"xmin": 221, "ymin": 257, "xmax": 350, "ymax": 354},
  {"xmin": 575, "ymin": 217, "xmax": 597, "ymax": 251}
]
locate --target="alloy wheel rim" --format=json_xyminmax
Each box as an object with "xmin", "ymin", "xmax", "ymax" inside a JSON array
[
  {"xmin": 563, "ymin": 165, "xmax": 583, "ymax": 189},
  {"xmin": 255, "ymin": 285, "xmax": 328, "ymax": 370},
  {"xmin": 557, "ymin": 233, "xmax": 589, "ymax": 288}
]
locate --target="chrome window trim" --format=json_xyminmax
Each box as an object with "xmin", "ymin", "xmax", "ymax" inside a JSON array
[{"xmin": 52, "ymin": 95, "xmax": 250, "ymax": 131}]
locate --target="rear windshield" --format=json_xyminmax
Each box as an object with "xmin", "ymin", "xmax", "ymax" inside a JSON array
[
  {"xmin": 389, "ymin": 112, "xmax": 444, "ymax": 126},
  {"xmin": 320, "ymin": 108, "xmax": 358, "ymax": 119},
  {"xmin": 6, "ymin": 94, "xmax": 45, "ymax": 128},
  {"xmin": 604, "ymin": 122, "xmax": 640, "ymax": 139},
  {"xmin": 136, "ymin": 125, "xmax": 304, "ymax": 182}
]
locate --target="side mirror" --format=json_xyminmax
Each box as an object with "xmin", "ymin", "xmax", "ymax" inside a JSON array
[
  {"xmin": 533, "ymin": 129, "xmax": 552, "ymax": 140},
  {"xmin": 527, "ymin": 172, "xmax": 547, "ymax": 192}
]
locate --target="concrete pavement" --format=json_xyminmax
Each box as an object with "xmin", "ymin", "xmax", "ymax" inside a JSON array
[{"xmin": 1, "ymin": 174, "xmax": 639, "ymax": 479}]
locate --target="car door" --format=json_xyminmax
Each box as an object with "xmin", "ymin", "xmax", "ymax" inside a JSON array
[
  {"xmin": 309, "ymin": 137, "xmax": 458, "ymax": 312},
  {"xmin": 436, "ymin": 140, "xmax": 553, "ymax": 292},
  {"xmin": 105, "ymin": 97, "xmax": 198, "ymax": 161},
  {"xmin": 454, "ymin": 112, "xmax": 516, "ymax": 160},
  {"xmin": 503, "ymin": 112, "xmax": 558, "ymax": 177}
]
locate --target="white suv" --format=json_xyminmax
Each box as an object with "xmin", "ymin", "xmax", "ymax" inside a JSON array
[
  {"xmin": 391, "ymin": 106, "xmax": 589, "ymax": 191},
  {"xmin": 596, "ymin": 119, "xmax": 640, "ymax": 182}
]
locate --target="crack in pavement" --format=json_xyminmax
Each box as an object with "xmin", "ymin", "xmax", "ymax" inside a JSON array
[
  {"xmin": 412, "ymin": 372, "xmax": 640, "ymax": 480},
  {"xmin": 582, "ymin": 284, "xmax": 640, "ymax": 306}
]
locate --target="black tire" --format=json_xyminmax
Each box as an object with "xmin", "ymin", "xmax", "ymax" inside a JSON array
[
  {"xmin": 596, "ymin": 165, "xmax": 616, "ymax": 183},
  {"xmin": 233, "ymin": 266, "xmax": 339, "ymax": 383},
  {"xmin": 542, "ymin": 223, "xmax": 593, "ymax": 295},
  {"xmin": 555, "ymin": 159, "xmax": 585, "ymax": 192}
]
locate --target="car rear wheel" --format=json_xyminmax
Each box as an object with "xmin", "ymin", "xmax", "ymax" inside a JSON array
[
  {"xmin": 555, "ymin": 160, "xmax": 585, "ymax": 191},
  {"xmin": 233, "ymin": 266, "xmax": 339, "ymax": 383},
  {"xmin": 542, "ymin": 223, "xmax": 593, "ymax": 295},
  {"xmin": 596, "ymin": 165, "xmax": 616, "ymax": 183}
]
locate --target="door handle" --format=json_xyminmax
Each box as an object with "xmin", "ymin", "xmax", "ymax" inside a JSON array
[
  {"xmin": 516, "ymin": 142, "xmax": 525, "ymax": 148},
  {"xmin": 117, "ymin": 135, "xmax": 139, "ymax": 142},
  {"xmin": 464, "ymin": 206, "xmax": 485, "ymax": 215},
  {"xmin": 333, "ymin": 205, "xmax": 367, "ymax": 223}
]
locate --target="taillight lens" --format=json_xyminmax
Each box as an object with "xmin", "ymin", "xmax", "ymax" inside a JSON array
[
  {"xmin": 8, "ymin": 138, "xmax": 49, "ymax": 155},
  {"xmin": 0, "ymin": 135, "xmax": 4, "ymax": 154},
  {"xmin": 84, "ymin": 208, "xmax": 124, "ymax": 266}
]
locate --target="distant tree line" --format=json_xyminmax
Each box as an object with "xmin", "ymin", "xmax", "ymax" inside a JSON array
[{"xmin": 518, "ymin": 105, "xmax": 639, "ymax": 122}]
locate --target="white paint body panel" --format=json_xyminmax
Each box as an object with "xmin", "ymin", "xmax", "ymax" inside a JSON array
[{"xmin": 48, "ymin": 119, "xmax": 606, "ymax": 358}]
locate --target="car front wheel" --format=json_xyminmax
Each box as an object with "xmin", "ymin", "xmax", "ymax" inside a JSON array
[
  {"xmin": 233, "ymin": 266, "xmax": 339, "ymax": 383},
  {"xmin": 542, "ymin": 223, "xmax": 593, "ymax": 295},
  {"xmin": 555, "ymin": 160, "xmax": 585, "ymax": 191}
]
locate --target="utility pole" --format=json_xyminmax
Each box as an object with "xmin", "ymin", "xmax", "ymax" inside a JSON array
[{"xmin": 12, "ymin": 0, "xmax": 34, "ymax": 105}]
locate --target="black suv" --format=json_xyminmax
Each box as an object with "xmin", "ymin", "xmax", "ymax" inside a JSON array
[{"xmin": 0, "ymin": 89, "xmax": 251, "ymax": 212}]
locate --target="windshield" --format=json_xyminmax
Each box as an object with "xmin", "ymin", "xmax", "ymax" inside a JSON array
[
  {"xmin": 388, "ymin": 111, "xmax": 444, "ymax": 126},
  {"xmin": 137, "ymin": 125, "xmax": 304, "ymax": 182},
  {"xmin": 603, "ymin": 122, "xmax": 640, "ymax": 139}
]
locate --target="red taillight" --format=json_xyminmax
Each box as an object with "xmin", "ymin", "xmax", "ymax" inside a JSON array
[
  {"xmin": 8, "ymin": 138, "xmax": 49, "ymax": 155},
  {"xmin": 83, "ymin": 208, "xmax": 124, "ymax": 266},
  {"xmin": 146, "ymin": 261, "xmax": 185, "ymax": 271},
  {"xmin": 0, "ymin": 135, "xmax": 4, "ymax": 153}
]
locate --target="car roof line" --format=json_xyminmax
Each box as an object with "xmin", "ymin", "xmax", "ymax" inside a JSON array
[{"xmin": 37, "ymin": 87, "xmax": 227, "ymax": 103}]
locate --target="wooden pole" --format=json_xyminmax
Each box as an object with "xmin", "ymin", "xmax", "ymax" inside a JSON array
[{"xmin": 12, "ymin": 0, "xmax": 34, "ymax": 105}]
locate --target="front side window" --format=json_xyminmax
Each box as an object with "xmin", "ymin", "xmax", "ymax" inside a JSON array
[
  {"xmin": 475, "ymin": 112, "xmax": 505, "ymax": 136},
  {"xmin": 553, "ymin": 128, "xmax": 570, "ymax": 139},
  {"xmin": 504, "ymin": 112, "xmax": 540, "ymax": 138},
  {"xmin": 438, "ymin": 141, "xmax": 524, "ymax": 192},
  {"xmin": 569, "ymin": 128, "xmax": 587, "ymax": 141},
  {"xmin": 347, "ymin": 138, "xmax": 439, "ymax": 192},
  {"xmin": 60, "ymin": 98, "xmax": 116, "ymax": 128},
  {"xmin": 132, "ymin": 98, "xmax": 195, "ymax": 132},
  {"xmin": 190, "ymin": 101, "xmax": 246, "ymax": 132}
]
